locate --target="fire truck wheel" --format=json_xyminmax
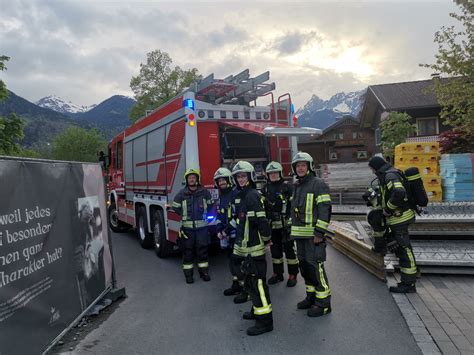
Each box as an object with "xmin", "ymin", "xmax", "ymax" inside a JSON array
[
  {"xmin": 153, "ymin": 210, "xmax": 172, "ymax": 258},
  {"xmin": 108, "ymin": 203, "xmax": 128, "ymax": 233},
  {"xmin": 137, "ymin": 207, "xmax": 154, "ymax": 249}
]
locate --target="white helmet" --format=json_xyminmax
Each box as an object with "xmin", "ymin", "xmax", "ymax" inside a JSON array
[{"xmin": 291, "ymin": 152, "xmax": 314, "ymax": 175}]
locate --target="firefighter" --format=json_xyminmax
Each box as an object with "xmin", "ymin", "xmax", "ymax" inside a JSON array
[
  {"xmin": 172, "ymin": 168, "xmax": 213, "ymax": 284},
  {"xmin": 231, "ymin": 161, "xmax": 273, "ymax": 336},
  {"xmin": 213, "ymin": 167, "xmax": 242, "ymax": 296},
  {"xmin": 290, "ymin": 152, "xmax": 332, "ymax": 317},
  {"xmin": 262, "ymin": 161, "xmax": 299, "ymax": 287},
  {"xmin": 368, "ymin": 156, "xmax": 418, "ymax": 293}
]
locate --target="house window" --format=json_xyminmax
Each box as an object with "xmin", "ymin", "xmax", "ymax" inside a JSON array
[
  {"xmin": 329, "ymin": 151, "xmax": 338, "ymax": 161},
  {"xmin": 256, "ymin": 112, "xmax": 262, "ymax": 120},
  {"xmin": 220, "ymin": 111, "xmax": 227, "ymax": 119},
  {"xmin": 244, "ymin": 110, "xmax": 250, "ymax": 120},
  {"xmin": 375, "ymin": 128, "xmax": 381, "ymax": 146},
  {"xmin": 333, "ymin": 132, "xmax": 344, "ymax": 140},
  {"xmin": 352, "ymin": 131, "xmax": 363, "ymax": 139},
  {"xmin": 207, "ymin": 110, "xmax": 214, "ymax": 119},
  {"xmin": 357, "ymin": 151, "xmax": 368, "ymax": 159},
  {"xmin": 417, "ymin": 118, "xmax": 438, "ymax": 136},
  {"xmin": 232, "ymin": 111, "xmax": 239, "ymax": 119}
]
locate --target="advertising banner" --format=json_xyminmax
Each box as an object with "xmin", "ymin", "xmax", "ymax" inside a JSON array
[{"xmin": 0, "ymin": 158, "xmax": 113, "ymax": 354}]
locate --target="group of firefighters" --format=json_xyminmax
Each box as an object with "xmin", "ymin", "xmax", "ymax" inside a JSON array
[{"xmin": 171, "ymin": 152, "xmax": 418, "ymax": 336}]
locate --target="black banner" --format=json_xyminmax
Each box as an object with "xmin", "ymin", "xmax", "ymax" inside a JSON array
[{"xmin": 0, "ymin": 158, "xmax": 113, "ymax": 355}]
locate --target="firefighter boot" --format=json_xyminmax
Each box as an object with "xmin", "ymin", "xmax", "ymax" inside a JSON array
[
  {"xmin": 297, "ymin": 293, "xmax": 315, "ymax": 309},
  {"xmin": 233, "ymin": 291, "xmax": 249, "ymax": 304},
  {"xmin": 307, "ymin": 305, "xmax": 332, "ymax": 317},
  {"xmin": 185, "ymin": 275, "xmax": 194, "ymax": 284},
  {"xmin": 243, "ymin": 308, "xmax": 255, "ymax": 320},
  {"xmin": 389, "ymin": 282, "xmax": 416, "ymax": 293},
  {"xmin": 268, "ymin": 274, "xmax": 284, "ymax": 285},
  {"xmin": 184, "ymin": 269, "xmax": 194, "ymax": 284},
  {"xmin": 223, "ymin": 280, "xmax": 242, "ymax": 296},
  {"xmin": 286, "ymin": 274, "xmax": 297, "ymax": 287},
  {"xmin": 246, "ymin": 318, "xmax": 273, "ymax": 336},
  {"xmin": 199, "ymin": 269, "xmax": 211, "ymax": 282}
]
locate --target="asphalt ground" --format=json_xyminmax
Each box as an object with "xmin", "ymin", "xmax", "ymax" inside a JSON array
[{"xmin": 56, "ymin": 230, "xmax": 421, "ymax": 355}]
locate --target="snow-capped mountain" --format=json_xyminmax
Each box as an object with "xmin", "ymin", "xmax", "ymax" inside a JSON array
[
  {"xmin": 296, "ymin": 89, "xmax": 366, "ymax": 129},
  {"xmin": 36, "ymin": 95, "xmax": 95, "ymax": 115}
]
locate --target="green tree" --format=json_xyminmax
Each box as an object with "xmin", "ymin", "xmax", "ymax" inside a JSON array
[
  {"xmin": 0, "ymin": 113, "xmax": 25, "ymax": 155},
  {"xmin": 0, "ymin": 55, "xmax": 26, "ymax": 155},
  {"xmin": 421, "ymin": 0, "xmax": 474, "ymax": 133},
  {"xmin": 0, "ymin": 55, "xmax": 10, "ymax": 101},
  {"xmin": 380, "ymin": 112, "xmax": 416, "ymax": 158},
  {"xmin": 52, "ymin": 127, "xmax": 107, "ymax": 162},
  {"xmin": 10, "ymin": 148, "xmax": 42, "ymax": 158},
  {"xmin": 129, "ymin": 50, "xmax": 200, "ymax": 122}
]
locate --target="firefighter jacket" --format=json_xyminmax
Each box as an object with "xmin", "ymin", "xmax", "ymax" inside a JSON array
[
  {"xmin": 172, "ymin": 186, "xmax": 213, "ymax": 230},
  {"xmin": 377, "ymin": 165, "xmax": 415, "ymax": 226},
  {"xmin": 216, "ymin": 187, "xmax": 237, "ymax": 235},
  {"xmin": 232, "ymin": 186, "xmax": 272, "ymax": 258},
  {"xmin": 290, "ymin": 174, "xmax": 332, "ymax": 239},
  {"xmin": 261, "ymin": 181, "xmax": 293, "ymax": 230}
]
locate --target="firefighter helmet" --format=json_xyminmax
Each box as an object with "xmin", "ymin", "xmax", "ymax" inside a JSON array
[
  {"xmin": 265, "ymin": 161, "xmax": 283, "ymax": 180},
  {"xmin": 213, "ymin": 167, "xmax": 233, "ymax": 188},
  {"xmin": 291, "ymin": 152, "xmax": 314, "ymax": 174},
  {"xmin": 184, "ymin": 168, "xmax": 201, "ymax": 185},
  {"xmin": 232, "ymin": 161, "xmax": 256, "ymax": 183}
]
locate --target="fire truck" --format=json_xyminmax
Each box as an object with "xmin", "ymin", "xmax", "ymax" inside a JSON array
[{"xmin": 106, "ymin": 69, "xmax": 320, "ymax": 257}]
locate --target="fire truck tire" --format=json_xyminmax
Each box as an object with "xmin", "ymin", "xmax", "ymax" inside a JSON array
[
  {"xmin": 137, "ymin": 207, "xmax": 154, "ymax": 249},
  {"xmin": 108, "ymin": 203, "xmax": 129, "ymax": 233},
  {"xmin": 152, "ymin": 210, "xmax": 172, "ymax": 258}
]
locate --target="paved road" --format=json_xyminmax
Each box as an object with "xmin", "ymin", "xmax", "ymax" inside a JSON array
[{"xmin": 70, "ymin": 231, "xmax": 421, "ymax": 355}]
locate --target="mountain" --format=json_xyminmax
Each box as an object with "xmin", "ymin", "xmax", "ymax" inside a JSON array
[
  {"xmin": 71, "ymin": 95, "xmax": 135, "ymax": 139},
  {"xmin": 36, "ymin": 95, "xmax": 94, "ymax": 115},
  {"xmin": 0, "ymin": 91, "xmax": 85, "ymax": 149},
  {"xmin": 296, "ymin": 89, "xmax": 366, "ymax": 129}
]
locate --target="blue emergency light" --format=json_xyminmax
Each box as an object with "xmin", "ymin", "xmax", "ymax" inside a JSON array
[
  {"xmin": 291, "ymin": 103, "xmax": 295, "ymax": 114},
  {"xmin": 183, "ymin": 98, "xmax": 195, "ymax": 111}
]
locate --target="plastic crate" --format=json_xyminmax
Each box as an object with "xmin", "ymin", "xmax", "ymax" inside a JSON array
[
  {"xmin": 426, "ymin": 187, "xmax": 442, "ymax": 202},
  {"xmin": 395, "ymin": 142, "xmax": 440, "ymax": 155},
  {"xmin": 395, "ymin": 154, "xmax": 439, "ymax": 165},
  {"xmin": 422, "ymin": 176, "xmax": 442, "ymax": 188},
  {"xmin": 395, "ymin": 163, "xmax": 440, "ymax": 176}
]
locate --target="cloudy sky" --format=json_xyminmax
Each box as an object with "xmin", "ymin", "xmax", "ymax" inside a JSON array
[{"xmin": 0, "ymin": 0, "xmax": 459, "ymax": 109}]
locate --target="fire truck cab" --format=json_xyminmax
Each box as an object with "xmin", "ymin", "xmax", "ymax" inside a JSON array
[{"xmin": 107, "ymin": 69, "xmax": 320, "ymax": 257}]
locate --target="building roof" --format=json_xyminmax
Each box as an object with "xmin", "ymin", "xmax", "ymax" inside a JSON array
[
  {"xmin": 369, "ymin": 79, "xmax": 441, "ymax": 111},
  {"xmin": 358, "ymin": 78, "xmax": 451, "ymax": 128},
  {"xmin": 322, "ymin": 115, "xmax": 359, "ymax": 134}
]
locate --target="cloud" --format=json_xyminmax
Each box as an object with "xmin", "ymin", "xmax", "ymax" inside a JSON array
[
  {"xmin": 271, "ymin": 31, "xmax": 323, "ymax": 55},
  {"xmin": 0, "ymin": 0, "xmax": 461, "ymax": 108}
]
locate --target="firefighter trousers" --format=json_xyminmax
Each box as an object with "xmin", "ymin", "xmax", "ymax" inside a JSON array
[
  {"xmin": 391, "ymin": 224, "xmax": 417, "ymax": 284},
  {"xmin": 242, "ymin": 255, "xmax": 273, "ymax": 325},
  {"xmin": 230, "ymin": 252, "xmax": 245, "ymax": 288},
  {"xmin": 181, "ymin": 227, "xmax": 209, "ymax": 277},
  {"xmin": 270, "ymin": 229, "xmax": 299, "ymax": 276},
  {"xmin": 296, "ymin": 239, "xmax": 331, "ymax": 308}
]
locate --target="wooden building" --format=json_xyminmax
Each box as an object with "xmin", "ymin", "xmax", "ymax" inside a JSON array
[
  {"xmin": 298, "ymin": 115, "xmax": 376, "ymax": 167},
  {"xmin": 358, "ymin": 79, "xmax": 451, "ymax": 152}
]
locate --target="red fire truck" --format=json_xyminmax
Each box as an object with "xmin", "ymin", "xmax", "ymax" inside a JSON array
[{"xmin": 106, "ymin": 69, "xmax": 320, "ymax": 257}]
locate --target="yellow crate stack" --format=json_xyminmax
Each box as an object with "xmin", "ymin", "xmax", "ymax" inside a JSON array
[{"xmin": 394, "ymin": 142, "xmax": 442, "ymax": 202}]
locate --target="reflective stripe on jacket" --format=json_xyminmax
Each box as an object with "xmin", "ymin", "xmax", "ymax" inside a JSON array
[
  {"xmin": 290, "ymin": 174, "xmax": 331, "ymax": 239},
  {"xmin": 380, "ymin": 168, "xmax": 415, "ymax": 226},
  {"xmin": 232, "ymin": 187, "xmax": 271, "ymax": 257},
  {"xmin": 216, "ymin": 187, "xmax": 237, "ymax": 234},
  {"xmin": 172, "ymin": 186, "xmax": 213, "ymax": 230},
  {"xmin": 262, "ymin": 180, "xmax": 293, "ymax": 230}
]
